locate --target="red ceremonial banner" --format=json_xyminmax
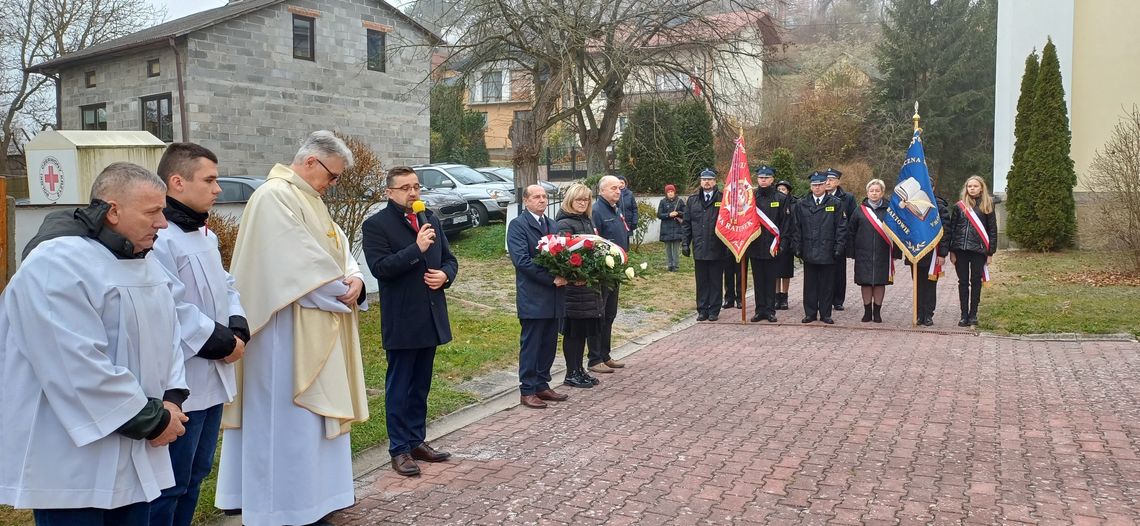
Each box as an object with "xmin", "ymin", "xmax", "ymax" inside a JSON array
[{"xmin": 715, "ymin": 136, "xmax": 762, "ymax": 262}]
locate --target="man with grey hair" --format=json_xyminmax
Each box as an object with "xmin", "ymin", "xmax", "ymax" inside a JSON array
[
  {"xmin": 588, "ymin": 175, "xmax": 630, "ymax": 374},
  {"xmin": 215, "ymin": 131, "xmax": 369, "ymax": 526},
  {"xmin": 2, "ymin": 162, "xmax": 189, "ymax": 525}
]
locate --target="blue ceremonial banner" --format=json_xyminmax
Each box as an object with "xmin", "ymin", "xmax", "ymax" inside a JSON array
[{"xmin": 884, "ymin": 130, "xmax": 943, "ymax": 263}]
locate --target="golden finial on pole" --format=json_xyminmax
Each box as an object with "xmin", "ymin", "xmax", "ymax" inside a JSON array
[{"xmin": 912, "ymin": 101, "xmax": 921, "ymax": 132}]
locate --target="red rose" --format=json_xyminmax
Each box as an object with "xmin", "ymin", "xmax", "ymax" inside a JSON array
[
  {"xmin": 584, "ymin": 239, "xmax": 594, "ymax": 249},
  {"xmin": 550, "ymin": 244, "xmax": 564, "ymax": 255},
  {"xmin": 569, "ymin": 253, "xmax": 583, "ymax": 267}
]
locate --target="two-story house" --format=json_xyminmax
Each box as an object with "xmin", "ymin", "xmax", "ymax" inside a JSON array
[{"xmin": 27, "ymin": 0, "xmax": 441, "ymax": 176}]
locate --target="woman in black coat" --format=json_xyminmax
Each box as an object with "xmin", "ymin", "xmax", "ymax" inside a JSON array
[
  {"xmin": 555, "ymin": 183, "xmax": 603, "ymax": 388},
  {"xmin": 657, "ymin": 184, "xmax": 686, "ymax": 271},
  {"xmin": 948, "ymin": 175, "xmax": 998, "ymax": 327},
  {"xmin": 773, "ymin": 180, "xmax": 797, "ymax": 309},
  {"xmin": 846, "ymin": 179, "xmax": 900, "ymax": 323}
]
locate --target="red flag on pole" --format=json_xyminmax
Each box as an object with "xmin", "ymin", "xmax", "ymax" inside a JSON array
[{"xmin": 715, "ymin": 135, "xmax": 762, "ymax": 262}]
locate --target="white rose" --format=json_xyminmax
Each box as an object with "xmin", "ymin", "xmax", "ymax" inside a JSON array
[
  {"xmin": 640, "ymin": 262, "xmax": 648, "ymax": 270},
  {"xmin": 605, "ymin": 255, "xmax": 616, "ymax": 268},
  {"xmin": 625, "ymin": 267, "xmax": 636, "ymax": 279},
  {"xmin": 609, "ymin": 245, "xmax": 622, "ymax": 256}
]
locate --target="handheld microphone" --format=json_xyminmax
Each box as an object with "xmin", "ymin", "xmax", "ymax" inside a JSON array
[{"xmin": 411, "ymin": 200, "xmax": 428, "ymax": 230}]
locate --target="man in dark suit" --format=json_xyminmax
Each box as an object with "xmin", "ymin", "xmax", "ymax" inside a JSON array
[
  {"xmin": 587, "ymin": 175, "xmax": 630, "ymax": 375},
  {"xmin": 507, "ymin": 184, "xmax": 569, "ymax": 409},
  {"xmin": 824, "ymin": 167, "xmax": 856, "ymax": 311},
  {"xmin": 682, "ymin": 168, "xmax": 727, "ymax": 321},
  {"xmin": 789, "ymin": 171, "xmax": 847, "ymax": 324},
  {"xmin": 362, "ymin": 166, "xmax": 458, "ymax": 477}
]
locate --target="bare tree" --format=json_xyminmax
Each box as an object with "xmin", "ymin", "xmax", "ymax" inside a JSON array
[
  {"xmin": 0, "ymin": 0, "xmax": 160, "ymax": 163},
  {"xmin": 326, "ymin": 133, "xmax": 387, "ymax": 256},
  {"xmin": 427, "ymin": 0, "xmax": 784, "ymax": 185},
  {"xmin": 1088, "ymin": 105, "xmax": 1140, "ymax": 271}
]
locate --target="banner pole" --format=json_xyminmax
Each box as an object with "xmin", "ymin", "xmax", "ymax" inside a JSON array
[
  {"xmin": 740, "ymin": 258, "xmax": 747, "ymax": 324},
  {"xmin": 913, "ymin": 261, "xmax": 919, "ymax": 327}
]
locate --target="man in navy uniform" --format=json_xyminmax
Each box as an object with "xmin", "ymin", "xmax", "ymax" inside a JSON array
[
  {"xmin": 507, "ymin": 185, "xmax": 569, "ymax": 408},
  {"xmin": 824, "ymin": 167, "xmax": 856, "ymax": 311},
  {"xmin": 682, "ymin": 168, "xmax": 727, "ymax": 321},
  {"xmin": 363, "ymin": 166, "xmax": 458, "ymax": 477},
  {"xmin": 788, "ymin": 171, "xmax": 847, "ymax": 324},
  {"xmin": 746, "ymin": 165, "xmax": 791, "ymax": 323}
]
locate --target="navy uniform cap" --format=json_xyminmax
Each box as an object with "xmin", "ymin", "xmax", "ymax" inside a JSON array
[
  {"xmin": 825, "ymin": 167, "xmax": 843, "ymax": 179},
  {"xmin": 755, "ymin": 165, "xmax": 776, "ymax": 177},
  {"xmin": 809, "ymin": 171, "xmax": 828, "ymax": 184},
  {"xmin": 699, "ymin": 168, "xmax": 717, "ymax": 179},
  {"xmin": 776, "ymin": 180, "xmax": 793, "ymax": 191}
]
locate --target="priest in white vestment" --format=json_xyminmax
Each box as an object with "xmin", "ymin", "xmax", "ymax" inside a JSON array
[
  {"xmin": 0, "ymin": 163, "xmax": 189, "ymax": 526},
  {"xmin": 215, "ymin": 131, "xmax": 368, "ymax": 526}
]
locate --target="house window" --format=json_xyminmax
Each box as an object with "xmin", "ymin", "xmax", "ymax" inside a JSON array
[
  {"xmin": 293, "ymin": 14, "xmax": 315, "ymax": 61},
  {"xmin": 85, "ymin": 70, "xmax": 96, "ymax": 88},
  {"xmin": 655, "ymin": 72, "xmax": 687, "ymax": 92},
  {"xmin": 366, "ymin": 29, "xmax": 385, "ymax": 72},
  {"xmin": 146, "ymin": 58, "xmax": 160, "ymax": 77},
  {"xmin": 80, "ymin": 103, "xmax": 107, "ymax": 130},
  {"xmin": 478, "ymin": 112, "xmax": 488, "ymax": 128},
  {"xmin": 480, "ymin": 71, "xmax": 503, "ymax": 102},
  {"xmin": 140, "ymin": 93, "xmax": 173, "ymax": 142}
]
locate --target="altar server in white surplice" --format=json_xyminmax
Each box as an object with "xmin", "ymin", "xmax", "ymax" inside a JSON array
[
  {"xmin": 215, "ymin": 131, "xmax": 369, "ymax": 526},
  {"xmin": 148, "ymin": 143, "xmax": 249, "ymax": 526},
  {"xmin": 0, "ymin": 162, "xmax": 189, "ymax": 526}
]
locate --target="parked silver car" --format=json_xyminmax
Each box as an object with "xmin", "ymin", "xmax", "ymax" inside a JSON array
[
  {"xmin": 411, "ymin": 163, "xmax": 514, "ymax": 227},
  {"xmin": 476, "ymin": 167, "xmax": 560, "ymax": 200},
  {"xmin": 216, "ymin": 175, "xmax": 267, "ymax": 203}
]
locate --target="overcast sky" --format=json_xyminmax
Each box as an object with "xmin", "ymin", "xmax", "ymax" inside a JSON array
[{"xmin": 149, "ymin": 0, "xmax": 227, "ymax": 21}]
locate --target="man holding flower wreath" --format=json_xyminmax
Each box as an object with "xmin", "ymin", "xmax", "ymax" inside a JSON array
[{"xmin": 508, "ymin": 185, "xmax": 570, "ymax": 409}]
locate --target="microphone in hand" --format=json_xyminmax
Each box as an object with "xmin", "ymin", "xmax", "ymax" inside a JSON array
[{"xmin": 412, "ymin": 199, "xmax": 428, "ymax": 229}]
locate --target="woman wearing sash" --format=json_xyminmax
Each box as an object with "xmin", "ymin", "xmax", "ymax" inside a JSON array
[
  {"xmin": 948, "ymin": 175, "xmax": 997, "ymax": 327},
  {"xmin": 846, "ymin": 179, "xmax": 900, "ymax": 323}
]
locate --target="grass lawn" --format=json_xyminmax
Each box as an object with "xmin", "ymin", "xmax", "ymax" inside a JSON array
[{"xmin": 981, "ymin": 250, "xmax": 1140, "ymax": 337}]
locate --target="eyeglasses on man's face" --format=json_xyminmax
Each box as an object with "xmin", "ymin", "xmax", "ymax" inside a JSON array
[
  {"xmin": 314, "ymin": 158, "xmax": 341, "ymax": 182},
  {"xmin": 389, "ymin": 183, "xmax": 423, "ymax": 192}
]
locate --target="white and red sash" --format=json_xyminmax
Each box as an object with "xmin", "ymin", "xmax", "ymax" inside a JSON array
[
  {"xmin": 957, "ymin": 200, "xmax": 991, "ymax": 284},
  {"xmin": 860, "ymin": 204, "xmax": 895, "ymax": 284},
  {"xmin": 756, "ymin": 205, "xmax": 781, "ymax": 256}
]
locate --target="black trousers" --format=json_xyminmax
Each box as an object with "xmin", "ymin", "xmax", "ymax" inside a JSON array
[
  {"xmin": 694, "ymin": 259, "xmax": 724, "ymax": 316},
  {"xmin": 749, "ymin": 257, "xmax": 779, "ymax": 317},
  {"xmin": 953, "ymin": 250, "xmax": 986, "ymax": 317},
  {"xmin": 832, "ymin": 256, "xmax": 848, "ymax": 307},
  {"xmin": 519, "ymin": 318, "xmax": 559, "ymax": 395},
  {"xmin": 723, "ymin": 257, "xmax": 741, "ymax": 303},
  {"xmin": 912, "ymin": 254, "xmax": 939, "ymax": 321},
  {"xmin": 803, "ymin": 262, "xmax": 836, "ymax": 319},
  {"xmin": 587, "ymin": 284, "xmax": 619, "ymax": 366},
  {"xmin": 385, "ymin": 346, "xmax": 436, "ymax": 456}
]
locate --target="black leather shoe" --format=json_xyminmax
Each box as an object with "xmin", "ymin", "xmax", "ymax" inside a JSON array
[
  {"xmin": 821, "ymin": 317, "xmax": 835, "ymax": 324},
  {"xmin": 707, "ymin": 314, "xmax": 719, "ymax": 321},
  {"xmin": 735, "ymin": 301, "xmax": 743, "ymax": 309},
  {"xmin": 750, "ymin": 313, "xmax": 763, "ymax": 323},
  {"xmin": 766, "ymin": 314, "xmax": 778, "ymax": 323},
  {"xmin": 833, "ymin": 304, "xmax": 845, "ymax": 311},
  {"xmin": 801, "ymin": 316, "xmax": 816, "ymax": 323},
  {"xmin": 563, "ymin": 371, "xmax": 594, "ymax": 388},
  {"xmin": 411, "ymin": 443, "xmax": 451, "ymax": 462},
  {"xmin": 958, "ymin": 317, "xmax": 970, "ymax": 327},
  {"xmin": 968, "ymin": 316, "xmax": 978, "ymax": 326},
  {"xmin": 582, "ymin": 371, "xmax": 600, "ymax": 385},
  {"xmin": 722, "ymin": 301, "xmax": 734, "ymax": 309},
  {"xmin": 697, "ymin": 312, "xmax": 708, "ymax": 321},
  {"xmin": 391, "ymin": 453, "xmax": 420, "ymax": 476},
  {"xmin": 922, "ymin": 318, "xmax": 934, "ymax": 327}
]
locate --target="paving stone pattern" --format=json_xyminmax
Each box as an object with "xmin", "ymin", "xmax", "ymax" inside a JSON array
[{"xmin": 335, "ymin": 268, "xmax": 1140, "ymax": 525}]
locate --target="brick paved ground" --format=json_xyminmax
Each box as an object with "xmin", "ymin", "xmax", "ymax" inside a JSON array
[{"xmin": 334, "ymin": 267, "xmax": 1140, "ymax": 525}]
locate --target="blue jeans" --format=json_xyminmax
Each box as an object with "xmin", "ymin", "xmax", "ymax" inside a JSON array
[
  {"xmin": 149, "ymin": 404, "xmax": 224, "ymax": 526},
  {"xmin": 34, "ymin": 502, "xmax": 149, "ymax": 526}
]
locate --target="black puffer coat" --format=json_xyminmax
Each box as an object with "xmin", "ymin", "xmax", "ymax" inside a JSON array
[
  {"xmin": 847, "ymin": 198, "xmax": 901, "ymax": 286},
  {"xmin": 788, "ymin": 193, "xmax": 847, "ymax": 265},
  {"xmin": 556, "ymin": 211, "xmax": 604, "ymax": 320},
  {"xmin": 657, "ymin": 196, "xmax": 686, "ymax": 242},
  {"xmin": 947, "ymin": 200, "xmax": 998, "ymax": 255}
]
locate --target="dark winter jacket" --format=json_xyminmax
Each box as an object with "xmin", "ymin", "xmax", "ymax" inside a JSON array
[
  {"xmin": 656, "ymin": 196, "xmax": 686, "ymax": 242},
  {"xmin": 788, "ymin": 193, "xmax": 847, "ymax": 265},
  {"xmin": 22, "ymin": 200, "xmax": 145, "ymax": 260},
  {"xmin": 619, "ymin": 187, "xmax": 638, "ymax": 231},
  {"xmin": 830, "ymin": 186, "xmax": 857, "ymax": 221},
  {"xmin": 593, "ymin": 197, "xmax": 631, "ymax": 251},
  {"xmin": 746, "ymin": 185, "xmax": 792, "ymax": 260},
  {"xmin": 948, "ymin": 200, "xmax": 998, "ymax": 256},
  {"xmin": 847, "ymin": 198, "xmax": 901, "ymax": 286},
  {"xmin": 682, "ymin": 187, "xmax": 728, "ymax": 261},
  {"xmin": 556, "ymin": 211, "xmax": 604, "ymax": 320}
]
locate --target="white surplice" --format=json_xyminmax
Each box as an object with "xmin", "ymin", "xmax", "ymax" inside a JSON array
[
  {"xmin": 151, "ymin": 225, "xmax": 244, "ymax": 412},
  {"xmin": 0, "ymin": 236, "xmax": 185, "ymax": 509}
]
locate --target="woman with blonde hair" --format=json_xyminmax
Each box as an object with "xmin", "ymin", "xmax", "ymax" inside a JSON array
[
  {"xmin": 846, "ymin": 178, "xmax": 900, "ymax": 323},
  {"xmin": 555, "ymin": 183, "xmax": 602, "ymax": 388},
  {"xmin": 947, "ymin": 175, "xmax": 997, "ymax": 326}
]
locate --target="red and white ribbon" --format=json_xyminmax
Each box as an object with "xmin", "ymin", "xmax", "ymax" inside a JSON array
[
  {"xmin": 756, "ymin": 206, "xmax": 781, "ymax": 257},
  {"xmin": 861, "ymin": 205, "xmax": 896, "ymax": 284},
  {"xmin": 957, "ymin": 201, "xmax": 991, "ymax": 284}
]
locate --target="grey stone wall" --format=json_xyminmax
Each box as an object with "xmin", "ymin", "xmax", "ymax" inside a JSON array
[
  {"xmin": 183, "ymin": 0, "xmax": 433, "ymax": 176},
  {"xmin": 56, "ymin": 0, "xmax": 433, "ymax": 177}
]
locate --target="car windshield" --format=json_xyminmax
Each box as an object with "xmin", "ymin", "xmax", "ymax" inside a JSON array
[{"xmin": 448, "ymin": 166, "xmax": 495, "ymax": 184}]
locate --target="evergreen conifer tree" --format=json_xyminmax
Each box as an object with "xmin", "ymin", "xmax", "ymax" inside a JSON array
[
  {"xmin": 1021, "ymin": 38, "xmax": 1077, "ymax": 250},
  {"xmin": 1004, "ymin": 50, "xmax": 1039, "ymax": 245}
]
